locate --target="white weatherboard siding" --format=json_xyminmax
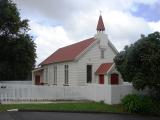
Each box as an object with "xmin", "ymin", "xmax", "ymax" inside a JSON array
[
  {"xmin": 41, "ymin": 39, "xmax": 117, "ymax": 86},
  {"xmin": 56, "ymin": 62, "xmax": 78, "ymax": 86},
  {"xmin": 43, "ymin": 62, "xmax": 78, "ymax": 86},
  {"xmin": 76, "ymin": 40, "xmax": 116, "ymax": 86}
]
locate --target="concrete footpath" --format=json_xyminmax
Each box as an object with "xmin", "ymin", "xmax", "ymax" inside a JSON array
[{"xmin": 0, "ymin": 112, "xmax": 159, "ymax": 120}]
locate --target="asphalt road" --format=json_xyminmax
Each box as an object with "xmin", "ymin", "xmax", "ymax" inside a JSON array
[{"xmin": 0, "ymin": 112, "xmax": 159, "ymax": 120}]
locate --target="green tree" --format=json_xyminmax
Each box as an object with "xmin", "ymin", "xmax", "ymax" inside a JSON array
[
  {"xmin": 0, "ymin": 0, "xmax": 36, "ymax": 80},
  {"xmin": 114, "ymin": 32, "xmax": 160, "ymax": 98}
]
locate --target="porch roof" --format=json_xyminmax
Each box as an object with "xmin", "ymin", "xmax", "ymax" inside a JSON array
[
  {"xmin": 96, "ymin": 63, "xmax": 113, "ymax": 75},
  {"xmin": 32, "ymin": 67, "xmax": 44, "ymax": 72}
]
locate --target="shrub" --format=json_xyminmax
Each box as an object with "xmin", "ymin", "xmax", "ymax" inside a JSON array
[{"xmin": 121, "ymin": 94, "xmax": 154, "ymax": 113}]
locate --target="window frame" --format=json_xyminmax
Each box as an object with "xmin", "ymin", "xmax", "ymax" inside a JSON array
[
  {"xmin": 101, "ymin": 49, "xmax": 105, "ymax": 59},
  {"xmin": 86, "ymin": 65, "xmax": 92, "ymax": 83},
  {"xmin": 64, "ymin": 65, "xmax": 69, "ymax": 85},
  {"xmin": 53, "ymin": 66, "xmax": 57, "ymax": 85},
  {"xmin": 45, "ymin": 68, "xmax": 48, "ymax": 83}
]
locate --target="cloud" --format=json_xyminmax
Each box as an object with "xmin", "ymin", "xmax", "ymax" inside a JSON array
[
  {"xmin": 14, "ymin": 0, "xmax": 75, "ymax": 21},
  {"xmin": 14, "ymin": 0, "xmax": 160, "ymax": 64},
  {"xmin": 29, "ymin": 21, "xmax": 73, "ymax": 65},
  {"xmin": 64, "ymin": 9, "xmax": 153, "ymax": 50},
  {"xmin": 14, "ymin": 0, "xmax": 159, "ymax": 23},
  {"xmin": 148, "ymin": 21, "xmax": 160, "ymax": 32},
  {"xmin": 106, "ymin": 11, "xmax": 152, "ymax": 49}
]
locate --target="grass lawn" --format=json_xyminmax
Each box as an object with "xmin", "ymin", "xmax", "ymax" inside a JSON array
[{"xmin": 0, "ymin": 102, "xmax": 126, "ymax": 113}]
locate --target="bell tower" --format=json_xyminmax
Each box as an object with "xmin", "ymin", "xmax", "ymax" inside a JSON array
[{"xmin": 95, "ymin": 14, "xmax": 108, "ymax": 49}]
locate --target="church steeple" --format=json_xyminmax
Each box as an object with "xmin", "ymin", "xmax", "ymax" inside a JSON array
[
  {"xmin": 96, "ymin": 15, "xmax": 105, "ymax": 32},
  {"xmin": 95, "ymin": 14, "xmax": 108, "ymax": 49}
]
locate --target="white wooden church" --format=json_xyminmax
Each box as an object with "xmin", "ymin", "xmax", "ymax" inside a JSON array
[{"xmin": 32, "ymin": 15, "xmax": 123, "ymax": 86}]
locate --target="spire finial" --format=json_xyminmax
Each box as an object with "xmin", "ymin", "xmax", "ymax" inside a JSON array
[{"xmin": 100, "ymin": 10, "xmax": 102, "ymax": 15}]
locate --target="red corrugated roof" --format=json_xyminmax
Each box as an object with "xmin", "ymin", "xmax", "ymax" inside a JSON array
[
  {"xmin": 40, "ymin": 37, "xmax": 96, "ymax": 65},
  {"xmin": 96, "ymin": 63, "xmax": 113, "ymax": 74},
  {"xmin": 96, "ymin": 15, "xmax": 105, "ymax": 31}
]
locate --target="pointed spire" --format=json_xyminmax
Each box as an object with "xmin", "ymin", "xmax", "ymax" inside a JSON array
[{"xmin": 96, "ymin": 15, "xmax": 105, "ymax": 32}]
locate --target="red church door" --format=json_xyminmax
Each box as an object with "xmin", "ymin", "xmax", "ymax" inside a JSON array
[
  {"xmin": 99, "ymin": 75, "xmax": 104, "ymax": 84},
  {"xmin": 111, "ymin": 73, "xmax": 119, "ymax": 85},
  {"xmin": 35, "ymin": 75, "xmax": 40, "ymax": 85}
]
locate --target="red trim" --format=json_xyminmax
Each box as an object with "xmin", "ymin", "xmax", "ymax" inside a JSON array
[
  {"xmin": 35, "ymin": 75, "xmax": 40, "ymax": 85},
  {"xmin": 99, "ymin": 75, "xmax": 104, "ymax": 84},
  {"xmin": 111, "ymin": 73, "xmax": 119, "ymax": 85}
]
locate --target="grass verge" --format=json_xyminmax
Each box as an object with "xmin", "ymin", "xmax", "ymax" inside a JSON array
[{"xmin": 0, "ymin": 102, "xmax": 125, "ymax": 113}]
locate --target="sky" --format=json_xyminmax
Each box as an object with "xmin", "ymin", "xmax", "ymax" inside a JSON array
[{"xmin": 14, "ymin": 0, "xmax": 160, "ymax": 65}]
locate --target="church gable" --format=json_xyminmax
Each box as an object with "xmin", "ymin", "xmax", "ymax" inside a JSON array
[{"xmin": 40, "ymin": 37, "xmax": 96, "ymax": 65}]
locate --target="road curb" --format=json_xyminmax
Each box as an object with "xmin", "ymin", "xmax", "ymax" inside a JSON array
[
  {"xmin": 18, "ymin": 109, "xmax": 133, "ymax": 115},
  {"xmin": 18, "ymin": 109, "xmax": 160, "ymax": 117}
]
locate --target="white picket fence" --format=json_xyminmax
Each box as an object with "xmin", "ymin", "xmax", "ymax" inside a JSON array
[{"xmin": 0, "ymin": 83, "xmax": 134, "ymax": 104}]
